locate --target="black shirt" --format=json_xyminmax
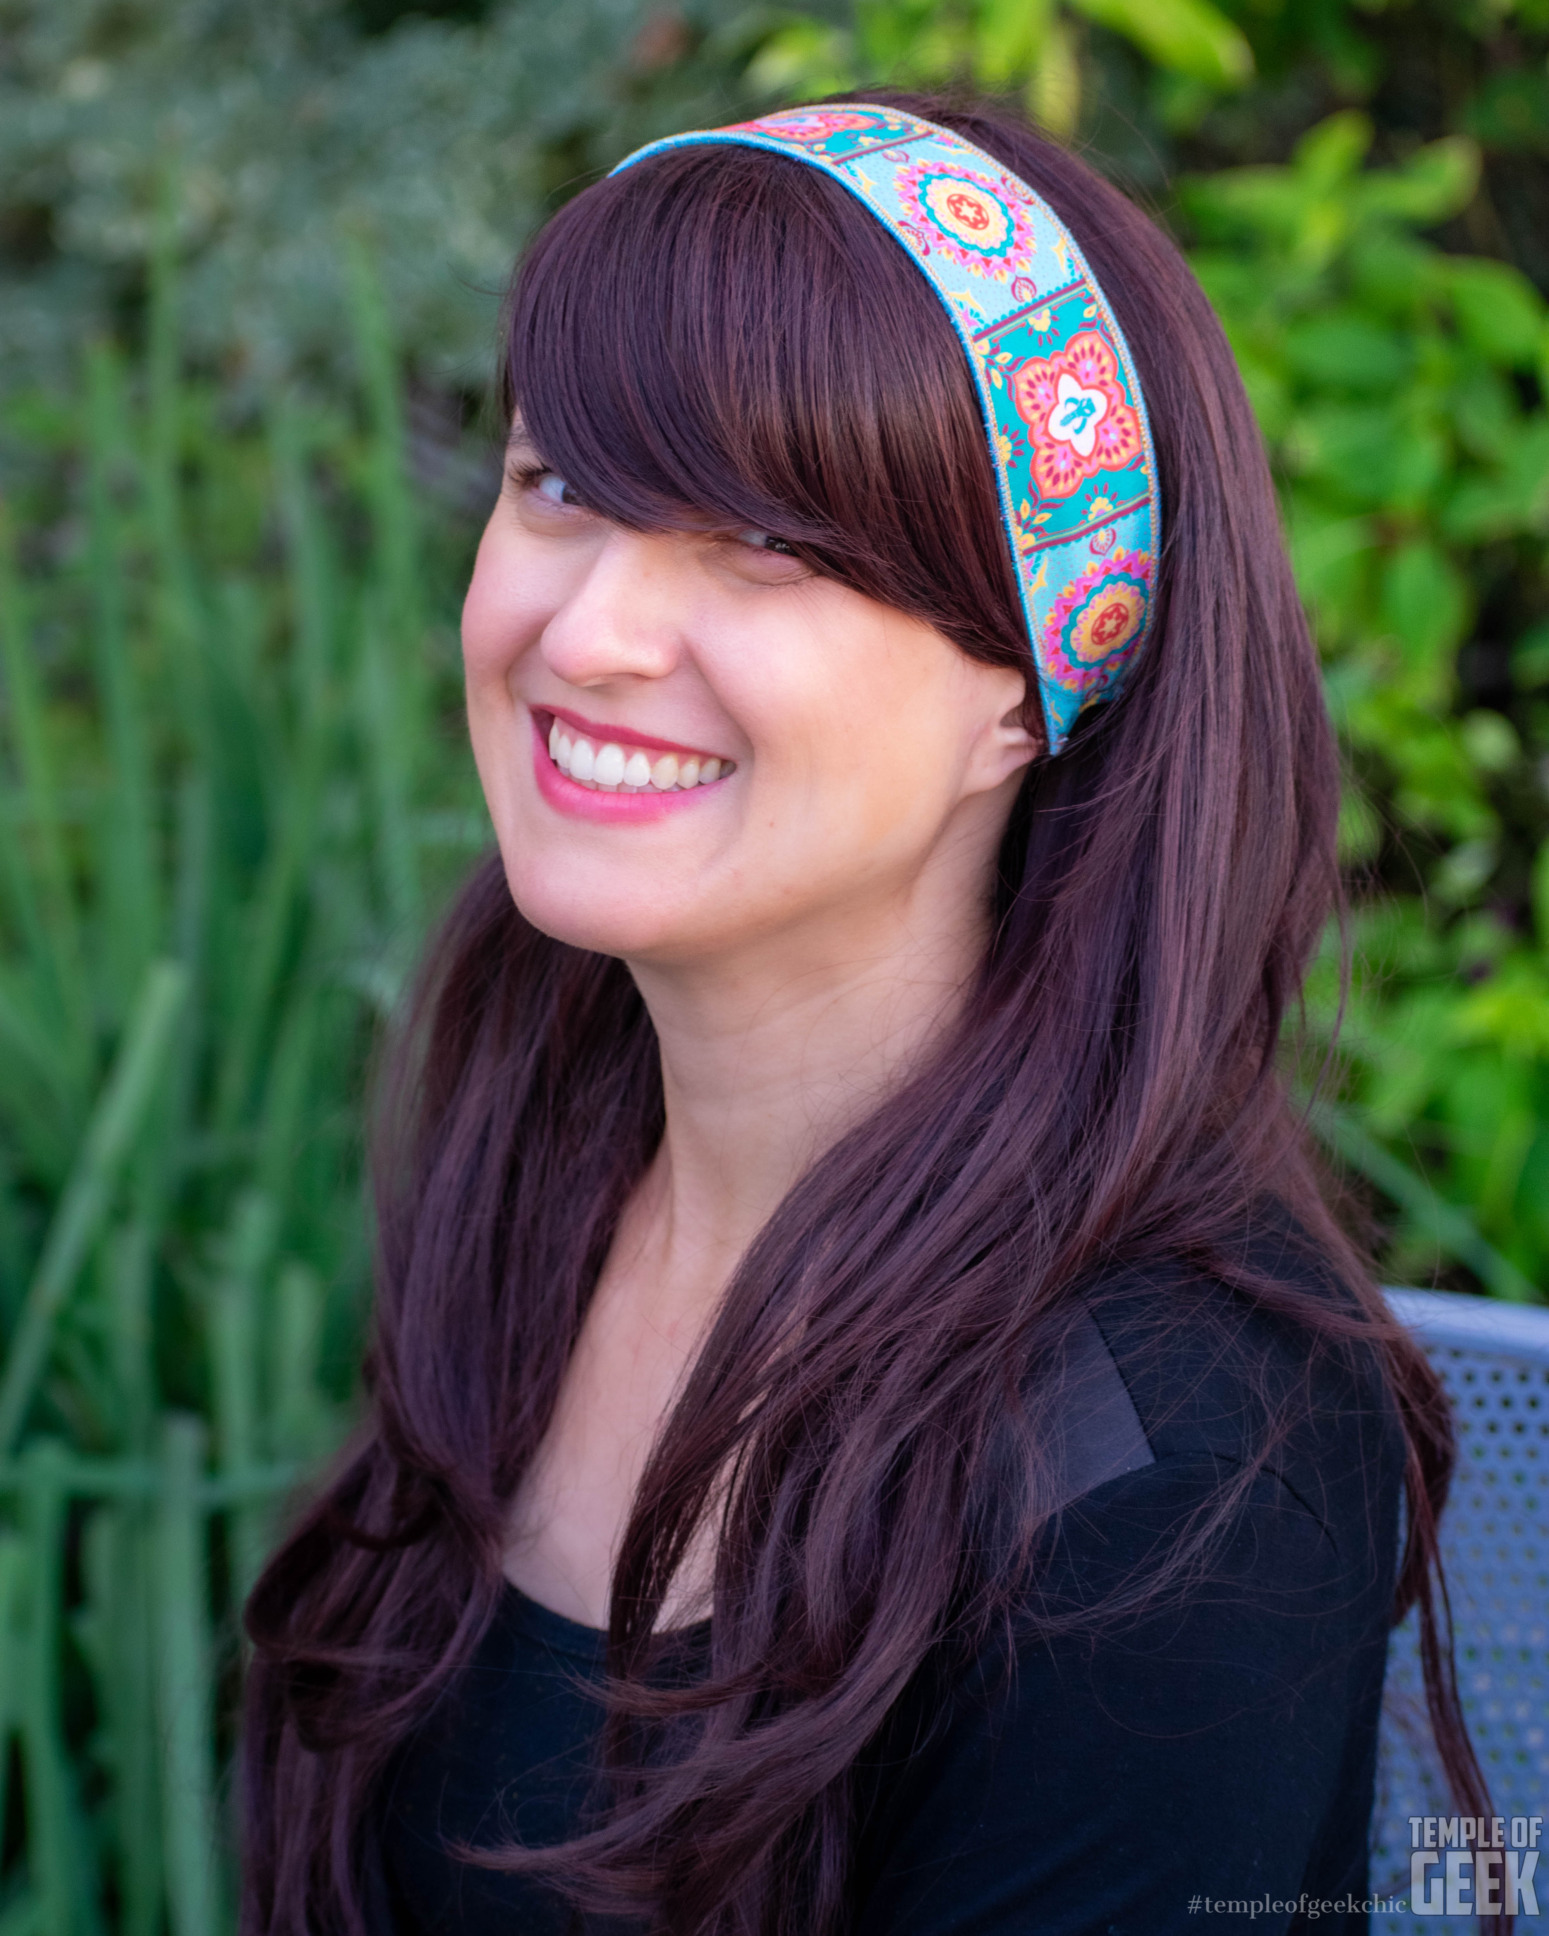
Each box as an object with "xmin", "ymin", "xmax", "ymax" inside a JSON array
[{"xmin": 370, "ymin": 1246, "xmax": 1405, "ymax": 1935}]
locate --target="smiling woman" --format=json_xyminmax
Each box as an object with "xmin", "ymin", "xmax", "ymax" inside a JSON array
[
  {"xmin": 465, "ymin": 416, "xmax": 1031, "ymax": 966},
  {"xmin": 241, "ymin": 93, "xmax": 1486, "ymax": 1936}
]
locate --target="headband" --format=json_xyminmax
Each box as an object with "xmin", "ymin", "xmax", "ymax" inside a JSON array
[{"xmin": 611, "ymin": 105, "xmax": 1160, "ymax": 755}]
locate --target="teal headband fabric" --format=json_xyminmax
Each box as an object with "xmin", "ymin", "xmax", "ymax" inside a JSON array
[{"xmin": 612, "ymin": 104, "xmax": 1161, "ymax": 755}]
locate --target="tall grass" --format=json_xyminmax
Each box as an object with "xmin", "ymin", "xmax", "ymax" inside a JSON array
[{"xmin": 0, "ymin": 236, "xmax": 480, "ymax": 1934}]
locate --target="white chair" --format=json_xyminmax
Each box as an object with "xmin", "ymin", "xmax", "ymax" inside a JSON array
[{"xmin": 1373, "ymin": 1289, "xmax": 1549, "ymax": 1930}]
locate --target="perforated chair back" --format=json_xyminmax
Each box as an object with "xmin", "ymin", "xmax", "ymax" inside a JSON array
[{"xmin": 1372, "ymin": 1289, "xmax": 1549, "ymax": 1932}]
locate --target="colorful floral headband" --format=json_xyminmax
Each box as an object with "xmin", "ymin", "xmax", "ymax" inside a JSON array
[{"xmin": 612, "ymin": 104, "xmax": 1160, "ymax": 755}]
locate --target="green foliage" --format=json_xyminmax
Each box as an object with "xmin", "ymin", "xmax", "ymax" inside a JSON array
[
  {"xmin": 749, "ymin": 0, "xmax": 1253, "ymax": 134},
  {"xmin": 1184, "ymin": 117, "xmax": 1549, "ymax": 1297},
  {"xmin": 0, "ymin": 241, "xmax": 480, "ymax": 1928},
  {"xmin": 0, "ymin": 0, "xmax": 776, "ymax": 397}
]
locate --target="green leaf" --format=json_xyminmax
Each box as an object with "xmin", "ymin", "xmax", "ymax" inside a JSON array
[
  {"xmin": 1453, "ymin": 957, "xmax": 1549, "ymax": 1059},
  {"xmin": 1295, "ymin": 406, "xmax": 1447, "ymax": 513},
  {"xmin": 1069, "ymin": 0, "xmax": 1253, "ymax": 88},
  {"xmin": 746, "ymin": 18, "xmax": 857, "ymax": 96},
  {"xmin": 0, "ymin": 963, "xmax": 188, "ymax": 1457},
  {"xmin": 1286, "ymin": 505, "xmax": 1375, "ymax": 631},
  {"xmin": 1450, "ymin": 364, "xmax": 1522, "ymax": 462},
  {"xmin": 1380, "ymin": 541, "xmax": 1471, "ymax": 674},
  {"xmin": 1458, "ymin": 709, "xmax": 1519, "ymax": 776},
  {"xmin": 1357, "ymin": 136, "xmax": 1481, "ymax": 226},
  {"xmin": 1388, "ymin": 731, "xmax": 1496, "ymax": 843},
  {"xmin": 154, "ymin": 1416, "xmax": 227, "ymax": 1936},
  {"xmin": 1292, "ymin": 111, "xmax": 1373, "ymax": 192},
  {"xmin": 1282, "ymin": 313, "xmax": 1411, "ymax": 393},
  {"xmin": 1336, "ymin": 787, "xmax": 1382, "ymax": 866},
  {"xmin": 1350, "ymin": 233, "xmax": 1440, "ymax": 319},
  {"xmin": 1442, "ymin": 418, "xmax": 1549, "ymax": 539},
  {"xmin": 1425, "ymin": 840, "xmax": 1502, "ymax": 906},
  {"xmin": 1027, "ymin": 18, "xmax": 1080, "ymax": 137},
  {"xmin": 1447, "ymin": 257, "xmax": 1546, "ymax": 368},
  {"xmin": 973, "ymin": 0, "xmax": 1053, "ymax": 85}
]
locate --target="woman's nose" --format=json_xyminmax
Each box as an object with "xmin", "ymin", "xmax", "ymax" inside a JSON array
[{"xmin": 539, "ymin": 528, "xmax": 690, "ymax": 690}]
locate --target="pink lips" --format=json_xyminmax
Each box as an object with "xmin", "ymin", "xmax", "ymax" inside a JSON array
[
  {"xmin": 544, "ymin": 704, "xmax": 723, "ymax": 763},
  {"xmin": 529, "ymin": 712, "xmax": 730, "ymax": 825}
]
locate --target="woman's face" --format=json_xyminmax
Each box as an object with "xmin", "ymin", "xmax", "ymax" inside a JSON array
[{"xmin": 462, "ymin": 430, "xmax": 1037, "ymax": 968}]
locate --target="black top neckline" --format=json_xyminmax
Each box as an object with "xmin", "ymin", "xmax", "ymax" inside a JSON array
[
  {"xmin": 498, "ymin": 1582, "xmax": 608, "ymax": 1664},
  {"xmin": 497, "ymin": 1294, "xmax": 1155, "ymax": 1671},
  {"xmin": 498, "ymin": 1579, "xmax": 712, "ymax": 1666}
]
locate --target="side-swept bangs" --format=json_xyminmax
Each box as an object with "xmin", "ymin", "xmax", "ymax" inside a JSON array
[{"xmin": 502, "ymin": 142, "xmax": 1027, "ymax": 672}]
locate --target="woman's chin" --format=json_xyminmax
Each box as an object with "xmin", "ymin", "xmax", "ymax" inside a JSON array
[{"xmin": 502, "ymin": 860, "xmax": 708, "ymax": 962}]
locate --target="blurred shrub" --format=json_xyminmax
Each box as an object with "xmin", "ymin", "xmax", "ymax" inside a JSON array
[
  {"xmin": 0, "ymin": 0, "xmax": 780, "ymax": 397},
  {"xmin": 1184, "ymin": 114, "xmax": 1549, "ymax": 1298},
  {"xmin": 748, "ymin": 0, "xmax": 1253, "ymax": 137}
]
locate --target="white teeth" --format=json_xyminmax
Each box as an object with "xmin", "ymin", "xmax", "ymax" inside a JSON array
[{"xmin": 545, "ymin": 723, "xmax": 733, "ymax": 792}]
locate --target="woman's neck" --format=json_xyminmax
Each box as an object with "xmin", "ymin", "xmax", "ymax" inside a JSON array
[{"xmin": 627, "ymin": 881, "xmax": 990, "ymax": 1330}]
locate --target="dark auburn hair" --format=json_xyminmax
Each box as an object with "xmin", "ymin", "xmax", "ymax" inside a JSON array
[{"xmin": 243, "ymin": 92, "xmax": 1486, "ymax": 1936}]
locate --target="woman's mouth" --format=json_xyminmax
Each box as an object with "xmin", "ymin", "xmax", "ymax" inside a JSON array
[{"xmin": 539, "ymin": 712, "xmax": 736, "ymax": 793}]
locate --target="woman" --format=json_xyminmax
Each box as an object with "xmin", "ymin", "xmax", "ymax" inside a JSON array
[{"xmin": 244, "ymin": 93, "xmax": 1485, "ymax": 1936}]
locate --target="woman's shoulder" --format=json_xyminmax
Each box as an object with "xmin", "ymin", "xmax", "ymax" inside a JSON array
[
  {"xmin": 847, "ymin": 1218, "xmax": 1405, "ymax": 1935},
  {"xmin": 951, "ymin": 1204, "xmax": 1411, "ymax": 1654},
  {"xmin": 1060, "ymin": 1213, "xmax": 1406, "ymax": 1539}
]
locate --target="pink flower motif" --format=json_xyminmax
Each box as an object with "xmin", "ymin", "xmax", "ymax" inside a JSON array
[
  {"xmin": 1041, "ymin": 552, "xmax": 1152, "ymax": 697},
  {"xmin": 1010, "ymin": 332, "xmax": 1146, "ymax": 500},
  {"xmin": 891, "ymin": 159, "xmax": 1039, "ymax": 281},
  {"xmin": 736, "ymin": 108, "xmax": 896, "ymax": 149}
]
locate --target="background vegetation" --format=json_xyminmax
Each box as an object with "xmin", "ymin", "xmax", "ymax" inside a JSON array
[{"xmin": 0, "ymin": 0, "xmax": 1545, "ymax": 1928}]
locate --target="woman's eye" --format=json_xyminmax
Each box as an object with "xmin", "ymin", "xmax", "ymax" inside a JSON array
[
  {"xmin": 735, "ymin": 529, "xmax": 798, "ymax": 556},
  {"xmin": 532, "ymin": 470, "xmax": 584, "ymax": 509},
  {"xmin": 722, "ymin": 526, "xmax": 810, "ymax": 582}
]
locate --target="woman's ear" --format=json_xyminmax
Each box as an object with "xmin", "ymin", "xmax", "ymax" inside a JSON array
[
  {"xmin": 964, "ymin": 667, "xmax": 1042, "ymax": 794},
  {"xmin": 1008, "ymin": 688, "xmax": 1047, "ymax": 764}
]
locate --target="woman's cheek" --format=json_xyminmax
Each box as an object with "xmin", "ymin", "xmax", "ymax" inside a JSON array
[{"xmin": 461, "ymin": 524, "xmax": 540, "ymax": 684}]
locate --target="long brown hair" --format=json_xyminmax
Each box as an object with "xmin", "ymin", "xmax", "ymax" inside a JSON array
[{"xmin": 242, "ymin": 91, "xmax": 1485, "ymax": 1936}]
